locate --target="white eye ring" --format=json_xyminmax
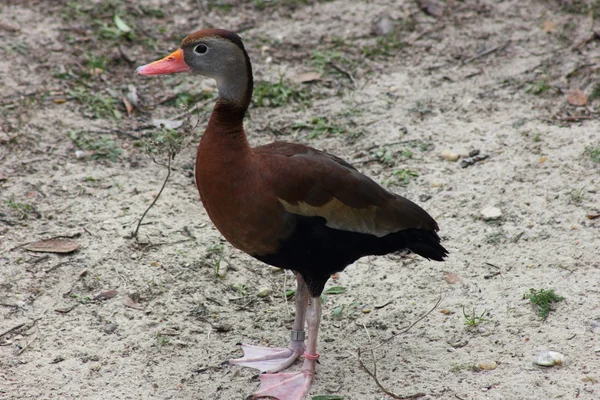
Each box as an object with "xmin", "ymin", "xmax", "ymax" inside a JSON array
[{"xmin": 194, "ymin": 44, "xmax": 208, "ymax": 54}]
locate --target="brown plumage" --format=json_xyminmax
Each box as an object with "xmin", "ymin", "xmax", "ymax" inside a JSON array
[{"xmin": 138, "ymin": 28, "xmax": 447, "ymax": 400}]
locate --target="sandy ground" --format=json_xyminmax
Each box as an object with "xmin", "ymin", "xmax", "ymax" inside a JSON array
[{"xmin": 1, "ymin": 0, "xmax": 600, "ymax": 399}]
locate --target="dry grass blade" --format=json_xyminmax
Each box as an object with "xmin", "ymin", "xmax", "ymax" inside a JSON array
[
  {"xmin": 131, "ymin": 155, "xmax": 172, "ymax": 238},
  {"xmin": 359, "ymin": 295, "xmax": 442, "ymax": 352}
]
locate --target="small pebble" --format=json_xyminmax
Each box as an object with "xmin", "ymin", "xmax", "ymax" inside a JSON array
[
  {"xmin": 440, "ymin": 149, "xmax": 460, "ymax": 162},
  {"xmin": 534, "ymin": 350, "xmax": 565, "ymax": 367},
  {"xmin": 480, "ymin": 207, "xmax": 502, "ymax": 221},
  {"xmin": 372, "ymin": 16, "xmax": 395, "ymax": 36},
  {"xmin": 257, "ymin": 287, "xmax": 272, "ymax": 298},
  {"xmin": 475, "ymin": 361, "xmax": 497, "ymax": 371}
]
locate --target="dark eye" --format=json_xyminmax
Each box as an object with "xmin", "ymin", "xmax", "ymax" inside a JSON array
[{"xmin": 194, "ymin": 44, "xmax": 208, "ymax": 54}]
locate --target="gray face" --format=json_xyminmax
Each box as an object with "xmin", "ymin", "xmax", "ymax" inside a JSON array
[{"xmin": 181, "ymin": 37, "xmax": 249, "ymax": 104}]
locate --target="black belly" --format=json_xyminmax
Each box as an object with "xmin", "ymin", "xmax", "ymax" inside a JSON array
[{"xmin": 253, "ymin": 214, "xmax": 447, "ymax": 297}]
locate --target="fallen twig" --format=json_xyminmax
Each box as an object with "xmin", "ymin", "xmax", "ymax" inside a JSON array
[
  {"xmin": 357, "ymin": 323, "xmax": 426, "ymax": 400},
  {"xmin": 0, "ymin": 322, "xmax": 28, "ymax": 338},
  {"xmin": 327, "ymin": 62, "xmax": 356, "ymax": 86},
  {"xmin": 17, "ymin": 335, "xmax": 37, "ymax": 355},
  {"xmin": 132, "ymin": 155, "xmax": 172, "ymax": 238},
  {"xmin": 463, "ymin": 41, "xmax": 510, "ymax": 64},
  {"xmin": 360, "ymin": 296, "xmax": 442, "ymax": 352}
]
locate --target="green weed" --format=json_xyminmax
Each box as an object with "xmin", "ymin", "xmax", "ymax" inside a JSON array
[
  {"xmin": 310, "ymin": 49, "xmax": 354, "ymax": 78},
  {"xmin": 6, "ymin": 198, "xmax": 34, "ymax": 219},
  {"xmin": 392, "ymin": 169, "xmax": 419, "ymax": 186},
  {"xmin": 68, "ymin": 131, "xmax": 122, "ymax": 161},
  {"xmin": 525, "ymin": 288, "xmax": 564, "ymax": 320},
  {"xmin": 156, "ymin": 333, "xmax": 170, "ymax": 346},
  {"xmin": 525, "ymin": 80, "xmax": 552, "ymax": 95},
  {"xmin": 462, "ymin": 306, "xmax": 489, "ymax": 327},
  {"xmin": 69, "ymin": 86, "xmax": 120, "ymax": 119},
  {"xmin": 567, "ymin": 186, "xmax": 586, "ymax": 204},
  {"xmin": 587, "ymin": 145, "xmax": 600, "ymax": 163},
  {"xmin": 361, "ymin": 33, "xmax": 409, "ymax": 58},
  {"xmin": 71, "ymin": 293, "xmax": 93, "ymax": 305},
  {"xmin": 292, "ymin": 117, "xmax": 347, "ymax": 139},
  {"xmin": 253, "ymin": 77, "xmax": 310, "ymax": 108}
]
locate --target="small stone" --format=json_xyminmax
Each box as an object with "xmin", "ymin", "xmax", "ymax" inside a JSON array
[
  {"xmin": 372, "ymin": 16, "xmax": 395, "ymax": 36},
  {"xmin": 480, "ymin": 207, "xmax": 502, "ymax": 221},
  {"xmin": 362, "ymin": 308, "xmax": 372, "ymax": 313},
  {"xmin": 475, "ymin": 360, "xmax": 497, "ymax": 371},
  {"xmin": 440, "ymin": 149, "xmax": 460, "ymax": 162},
  {"xmin": 257, "ymin": 287, "xmax": 272, "ymax": 298},
  {"xmin": 534, "ymin": 350, "xmax": 565, "ymax": 367}
]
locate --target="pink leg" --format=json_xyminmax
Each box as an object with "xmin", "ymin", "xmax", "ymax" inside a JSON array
[
  {"xmin": 249, "ymin": 295, "xmax": 322, "ymax": 400},
  {"xmin": 230, "ymin": 274, "xmax": 309, "ymax": 373}
]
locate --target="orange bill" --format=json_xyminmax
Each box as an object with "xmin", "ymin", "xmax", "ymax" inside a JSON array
[{"xmin": 136, "ymin": 48, "xmax": 190, "ymax": 75}]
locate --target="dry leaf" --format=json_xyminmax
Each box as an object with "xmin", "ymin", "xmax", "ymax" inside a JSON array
[
  {"xmin": 538, "ymin": 157, "xmax": 548, "ymax": 163},
  {"xmin": 568, "ymin": 89, "xmax": 587, "ymax": 106},
  {"xmin": 418, "ymin": 0, "xmax": 445, "ymax": 17},
  {"xmin": 94, "ymin": 290, "xmax": 119, "ymax": 301},
  {"xmin": 440, "ymin": 308, "xmax": 454, "ymax": 315},
  {"xmin": 444, "ymin": 271, "xmax": 462, "ymax": 284},
  {"xmin": 291, "ymin": 72, "xmax": 322, "ymax": 84},
  {"xmin": 542, "ymin": 20, "xmax": 555, "ymax": 33},
  {"xmin": 122, "ymin": 96, "xmax": 134, "ymax": 116},
  {"xmin": 55, "ymin": 305, "xmax": 78, "ymax": 313},
  {"xmin": 123, "ymin": 295, "xmax": 143, "ymax": 310},
  {"xmin": 586, "ymin": 213, "xmax": 600, "ymax": 220},
  {"xmin": 24, "ymin": 239, "xmax": 79, "ymax": 254}
]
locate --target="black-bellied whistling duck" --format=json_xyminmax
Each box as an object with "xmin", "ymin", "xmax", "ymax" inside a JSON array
[{"xmin": 137, "ymin": 29, "xmax": 448, "ymax": 400}]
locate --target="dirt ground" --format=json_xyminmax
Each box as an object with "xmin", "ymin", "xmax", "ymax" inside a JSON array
[{"xmin": 1, "ymin": 0, "xmax": 599, "ymax": 399}]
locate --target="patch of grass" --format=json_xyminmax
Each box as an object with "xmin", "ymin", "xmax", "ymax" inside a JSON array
[
  {"xmin": 310, "ymin": 49, "xmax": 354, "ymax": 77},
  {"xmin": 4, "ymin": 42, "xmax": 29, "ymax": 56},
  {"xmin": 587, "ymin": 145, "xmax": 600, "ymax": 163},
  {"xmin": 231, "ymin": 284, "xmax": 249, "ymax": 295},
  {"xmin": 85, "ymin": 53, "xmax": 109, "ymax": 72},
  {"xmin": 588, "ymin": 82, "xmax": 600, "ymax": 101},
  {"xmin": 253, "ymin": 77, "xmax": 311, "ymax": 108},
  {"xmin": 141, "ymin": 127, "xmax": 187, "ymax": 156},
  {"xmin": 485, "ymin": 231, "xmax": 506, "ymax": 245},
  {"xmin": 525, "ymin": 288, "xmax": 564, "ymax": 320},
  {"xmin": 561, "ymin": 0, "xmax": 600, "ymax": 18},
  {"xmin": 205, "ymin": 242, "xmax": 225, "ymax": 278},
  {"xmin": 251, "ymin": 0, "xmax": 311, "ymax": 10},
  {"xmin": 71, "ymin": 293, "xmax": 92, "ymax": 305},
  {"xmin": 532, "ymin": 132, "xmax": 542, "ymax": 142},
  {"xmin": 392, "ymin": 169, "xmax": 419, "ymax": 186},
  {"xmin": 69, "ymin": 86, "xmax": 120, "ymax": 119},
  {"xmin": 292, "ymin": 117, "xmax": 348, "ymax": 139},
  {"xmin": 462, "ymin": 306, "xmax": 489, "ymax": 327},
  {"xmin": 6, "ymin": 198, "xmax": 34, "ymax": 219},
  {"xmin": 331, "ymin": 301, "xmax": 361, "ymax": 320},
  {"xmin": 567, "ymin": 186, "xmax": 586, "ymax": 204},
  {"xmin": 373, "ymin": 146, "xmax": 394, "ymax": 165},
  {"xmin": 525, "ymin": 80, "xmax": 552, "ymax": 95},
  {"xmin": 166, "ymin": 90, "xmax": 214, "ymax": 109},
  {"xmin": 361, "ymin": 33, "xmax": 409, "ymax": 58},
  {"xmin": 408, "ymin": 100, "xmax": 434, "ymax": 117},
  {"xmin": 156, "ymin": 333, "xmax": 170, "ymax": 346},
  {"xmin": 68, "ymin": 131, "xmax": 122, "ymax": 161}
]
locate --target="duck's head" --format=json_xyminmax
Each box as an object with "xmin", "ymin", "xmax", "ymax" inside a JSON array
[{"xmin": 137, "ymin": 29, "xmax": 252, "ymax": 107}]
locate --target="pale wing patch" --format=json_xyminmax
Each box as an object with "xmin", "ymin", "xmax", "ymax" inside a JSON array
[{"xmin": 279, "ymin": 198, "xmax": 396, "ymax": 237}]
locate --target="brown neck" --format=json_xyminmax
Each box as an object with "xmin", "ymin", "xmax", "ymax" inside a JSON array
[{"xmin": 200, "ymin": 99, "xmax": 251, "ymax": 155}]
